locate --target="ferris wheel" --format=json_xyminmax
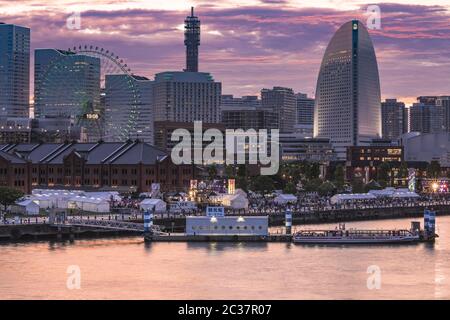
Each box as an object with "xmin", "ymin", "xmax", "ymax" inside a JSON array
[{"xmin": 35, "ymin": 45, "xmax": 142, "ymax": 142}]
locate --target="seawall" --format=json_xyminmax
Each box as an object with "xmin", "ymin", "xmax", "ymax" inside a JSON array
[{"xmin": 1, "ymin": 204, "xmax": 448, "ymax": 241}]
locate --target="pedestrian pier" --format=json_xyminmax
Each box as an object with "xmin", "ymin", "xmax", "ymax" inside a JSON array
[{"xmin": 55, "ymin": 219, "xmax": 146, "ymax": 232}]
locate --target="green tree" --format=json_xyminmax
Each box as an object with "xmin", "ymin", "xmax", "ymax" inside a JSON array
[
  {"xmin": 305, "ymin": 162, "xmax": 320, "ymax": 180},
  {"xmin": 0, "ymin": 187, "xmax": 24, "ymax": 214},
  {"xmin": 318, "ymin": 181, "xmax": 336, "ymax": 196},
  {"xmin": 364, "ymin": 180, "xmax": 382, "ymax": 192},
  {"xmin": 398, "ymin": 162, "xmax": 408, "ymax": 179},
  {"xmin": 235, "ymin": 176, "xmax": 248, "ymax": 192},
  {"xmin": 207, "ymin": 164, "xmax": 218, "ymax": 180},
  {"xmin": 351, "ymin": 179, "xmax": 365, "ymax": 193},
  {"xmin": 304, "ymin": 178, "xmax": 323, "ymax": 192},
  {"xmin": 333, "ymin": 164, "xmax": 345, "ymax": 190},
  {"xmin": 377, "ymin": 162, "xmax": 391, "ymax": 187},
  {"xmin": 237, "ymin": 164, "xmax": 247, "ymax": 177},
  {"xmin": 283, "ymin": 182, "xmax": 296, "ymax": 194},
  {"xmin": 427, "ymin": 160, "xmax": 441, "ymax": 179},
  {"xmin": 250, "ymin": 176, "xmax": 275, "ymax": 193},
  {"xmin": 397, "ymin": 161, "xmax": 408, "ymax": 185},
  {"xmin": 224, "ymin": 165, "xmax": 235, "ymax": 178}
]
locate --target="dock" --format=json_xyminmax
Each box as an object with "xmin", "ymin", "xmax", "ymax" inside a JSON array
[{"xmin": 145, "ymin": 233, "xmax": 292, "ymax": 242}]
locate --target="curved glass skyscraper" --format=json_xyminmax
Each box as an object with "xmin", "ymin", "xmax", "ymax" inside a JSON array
[{"xmin": 314, "ymin": 20, "xmax": 381, "ymax": 159}]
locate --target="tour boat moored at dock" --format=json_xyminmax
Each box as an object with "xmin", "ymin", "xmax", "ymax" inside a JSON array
[
  {"xmin": 293, "ymin": 209, "xmax": 438, "ymax": 245},
  {"xmin": 293, "ymin": 224, "xmax": 420, "ymax": 244}
]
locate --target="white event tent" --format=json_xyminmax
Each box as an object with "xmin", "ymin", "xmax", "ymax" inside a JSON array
[
  {"xmin": 11, "ymin": 199, "xmax": 40, "ymax": 215},
  {"xmin": 140, "ymin": 199, "xmax": 167, "ymax": 213},
  {"xmin": 67, "ymin": 196, "xmax": 110, "ymax": 213},
  {"xmin": 221, "ymin": 193, "xmax": 249, "ymax": 210},
  {"xmin": 29, "ymin": 189, "xmax": 119, "ymax": 212},
  {"xmin": 274, "ymin": 194, "xmax": 298, "ymax": 205},
  {"xmin": 330, "ymin": 193, "xmax": 377, "ymax": 205}
]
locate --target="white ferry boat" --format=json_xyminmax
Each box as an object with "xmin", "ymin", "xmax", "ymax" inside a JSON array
[{"xmin": 293, "ymin": 223, "xmax": 420, "ymax": 244}]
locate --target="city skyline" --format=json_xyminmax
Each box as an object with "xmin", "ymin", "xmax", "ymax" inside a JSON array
[{"xmin": 1, "ymin": 1, "xmax": 449, "ymax": 106}]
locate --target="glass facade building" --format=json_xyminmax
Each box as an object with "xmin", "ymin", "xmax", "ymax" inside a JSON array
[
  {"xmin": 381, "ymin": 98, "xmax": 407, "ymax": 139},
  {"xmin": 104, "ymin": 74, "xmax": 154, "ymax": 143},
  {"xmin": 261, "ymin": 86, "xmax": 296, "ymax": 133},
  {"xmin": 34, "ymin": 49, "xmax": 101, "ymax": 141},
  {"xmin": 34, "ymin": 49, "xmax": 101, "ymax": 119},
  {"xmin": 296, "ymin": 93, "xmax": 314, "ymax": 126},
  {"xmin": 0, "ymin": 23, "xmax": 30, "ymax": 118},
  {"xmin": 314, "ymin": 20, "xmax": 381, "ymax": 159}
]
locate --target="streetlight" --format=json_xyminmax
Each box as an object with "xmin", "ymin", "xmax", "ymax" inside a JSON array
[{"xmin": 432, "ymin": 182, "xmax": 439, "ymax": 193}]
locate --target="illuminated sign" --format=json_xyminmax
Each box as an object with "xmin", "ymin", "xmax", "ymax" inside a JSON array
[
  {"xmin": 85, "ymin": 113, "xmax": 100, "ymax": 120},
  {"xmin": 206, "ymin": 206, "xmax": 225, "ymax": 217},
  {"xmin": 228, "ymin": 179, "xmax": 235, "ymax": 195},
  {"xmin": 190, "ymin": 179, "xmax": 198, "ymax": 190},
  {"xmin": 387, "ymin": 148, "xmax": 401, "ymax": 155}
]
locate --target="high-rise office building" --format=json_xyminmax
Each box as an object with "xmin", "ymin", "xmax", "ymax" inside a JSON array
[
  {"xmin": 0, "ymin": 23, "xmax": 30, "ymax": 118},
  {"xmin": 34, "ymin": 49, "xmax": 101, "ymax": 141},
  {"xmin": 184, "ymin": 7, "xmax": 200, "ymax": 72},
  {"xmin": 414, "ymin": 96, "xmax": 450, "ymax": 132},
  {"xmin": 409, "ymin": 102, "xmax": 445, "ymax": 134},
  {"xmin": 314, "ymin": 20, "xmax": 381, "ymax": 159},
  {"xmin": 221, "ymin": 95, "xmax": 277, "ymax": 130},
  {"xmin": 436, "ymin": 96, "xmax": 450, "ymax": 132},
  {"xmin": 34, "ymin": 49, "xmax": 101, "ymax": 119},
  {"xmin": 381, "ymin": 99, "xmax": 407, "ymax": 139},
  {"xmin": 152, "ymin": 71, "xmax": 221, "ymax": 124},
  {"xmin": 104, "ymin": 74, "xmax": 154, "ymax": 143},
  {"xmin": 296, "ymin": 93, "xmax": 314, "ymax": 126},
  {"xmin": 261, "ymin": 87, "xmax": 296, "ymax": 133},
  {"xmin": 152, "ymin": 8, "xmax": 221, "ymax": 129},
  {"xmin": 417, "ymin": 96, "xmax": 438, "ymax": 105},
  {"xmin": 0, "ymin": 117, "xmax": 31, "ymax": 143},
  {"xmin": 221, "ymin": 95, "xmax": 261, "ymax": 109}
]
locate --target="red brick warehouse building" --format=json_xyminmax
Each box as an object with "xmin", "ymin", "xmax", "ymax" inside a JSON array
[{"xmin": 0, "ymin": 140, "xmax": 194, "ymax": 194}]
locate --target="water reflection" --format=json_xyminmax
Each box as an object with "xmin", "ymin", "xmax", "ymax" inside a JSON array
[
  {"xmin": 0, "ymin": 217, "xmax": 448, "ymax": 299},
  {"xmin": 186, "ymin": 241, "xmax": 269, "ymax": 252}
]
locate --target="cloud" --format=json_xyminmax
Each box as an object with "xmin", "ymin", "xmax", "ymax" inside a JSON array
[{"xmin": 1, "ymin": 1, "xmax": 449, "ymax": 102}]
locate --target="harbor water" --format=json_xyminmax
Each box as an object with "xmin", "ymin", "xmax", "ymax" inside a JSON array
[{"xmin": 1, "ymin": 216, "xmax": 449, "ymax": 299}]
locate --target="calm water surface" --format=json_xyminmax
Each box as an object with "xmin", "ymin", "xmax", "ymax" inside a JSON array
[{"xmin": 1, "ymin": 217, "xmax": 449, "ymax": 299}]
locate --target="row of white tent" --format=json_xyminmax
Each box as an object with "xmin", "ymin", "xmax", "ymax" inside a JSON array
[
  {"xmin": 330, "ymin": 188, "xmax": 420, "ymax": 205},
  {"xmin": 368, "ymin": 188, "xmax": 420, "ymax": 198},
  {"xmin": 31, "ymin": 189, "xmax": 122, "ymax": 201},
  {"xmin": 14, "ymin": 196, "xmax": 180, "ymax": 215},
  {"xmin": 12, "ymin": 190, "xmax": 124, "ymax": 214}
]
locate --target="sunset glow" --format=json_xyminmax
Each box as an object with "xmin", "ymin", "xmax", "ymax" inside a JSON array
[{"xmin": 1, "ymin": 0, "xmax": 450, "ymax": 103}]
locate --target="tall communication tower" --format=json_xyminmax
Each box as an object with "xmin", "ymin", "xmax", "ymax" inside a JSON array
[{"xmin": 184, "ymin": 7, "xmax": 200, "ymax": 72}]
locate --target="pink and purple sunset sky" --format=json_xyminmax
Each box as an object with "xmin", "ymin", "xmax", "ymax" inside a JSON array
[{"xmin": 1, "ymin": 0, "xmax": 450, "ymax": 106}]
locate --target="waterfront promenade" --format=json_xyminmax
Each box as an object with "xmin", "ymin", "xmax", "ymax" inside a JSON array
[{"xmin": 1, "ymin": 198, "xmax": 449, "ymax": 241}]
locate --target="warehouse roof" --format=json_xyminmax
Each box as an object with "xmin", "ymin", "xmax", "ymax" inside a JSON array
[{"xmin": 0, "ymin": 141, "xmax": 169, "ymax": 165}]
